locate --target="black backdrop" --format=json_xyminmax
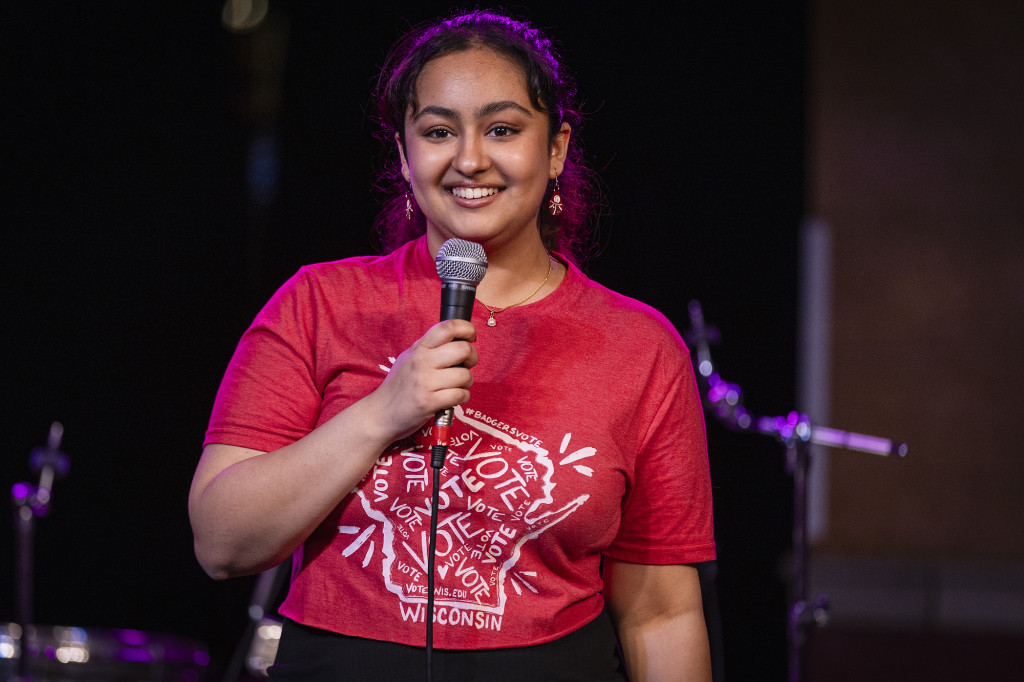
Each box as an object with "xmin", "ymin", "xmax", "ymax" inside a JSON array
[{"xmin": 2, "ymin": 2, "xmax": 803, "ymax": 679}]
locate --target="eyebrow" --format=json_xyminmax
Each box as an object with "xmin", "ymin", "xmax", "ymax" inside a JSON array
[{"xmin": 412, "ymin": 100, "xmax": 533, "ymax": 123}]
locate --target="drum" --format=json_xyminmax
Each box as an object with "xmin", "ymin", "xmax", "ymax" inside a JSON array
[{"xmin": 0, "ymin": 623, "xmax": 209, "ymax": 681}]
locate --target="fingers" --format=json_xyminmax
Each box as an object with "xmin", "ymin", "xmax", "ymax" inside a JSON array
[
  {"xmin": 439, "ymin": 317, "xmax": 477, "ymax": 344},
  {"xmin": 427, "ymin": 340, "xmax": 478, "ymax": 371},
  {"xmin": 365, "ymin": 319, "xmax": 480, "ymax": 442},
  {"xmin": 427, "ymin": 365, "xmax": 474, "ymax": 393},
  {"xmin": 419, "ymin": 319, "xmax": 478, "ymax": 369},
  {"xmin": 422, "ymin": 317, "xmax": 475, "ymax": 341},
  {"xmin": 402, "ymin": 321, "xmax": 478, "ymax": 404}
]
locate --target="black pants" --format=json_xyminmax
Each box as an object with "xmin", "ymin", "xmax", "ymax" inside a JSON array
[{"xmin": 268, "ymin": 610, "xmax": 626, "ymax": 682}]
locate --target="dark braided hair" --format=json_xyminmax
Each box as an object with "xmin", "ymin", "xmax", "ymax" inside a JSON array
[{"xmin": 373, "ymin": 10, "xmax": 597, "ymax": 266}]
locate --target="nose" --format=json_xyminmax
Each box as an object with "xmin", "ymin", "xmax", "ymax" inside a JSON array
[{"xmin": 453, "ymin": 134, "xmax": 489, "ymax": 176}]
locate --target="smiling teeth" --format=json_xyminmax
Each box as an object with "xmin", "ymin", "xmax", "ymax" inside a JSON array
[{"xmin": 451, "ymin": 186, "xmax": 499, "ymax": 199}]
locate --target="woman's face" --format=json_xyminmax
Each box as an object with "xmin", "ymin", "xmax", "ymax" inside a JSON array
[{"xmin": 400, "ymin": 48, "xmax": 570, "ymax": 256}]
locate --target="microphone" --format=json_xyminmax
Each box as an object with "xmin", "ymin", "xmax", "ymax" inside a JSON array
[
  {"xmin": 435, "ymin": 238, "xmax": 488, "ymax": 321},
  {"xmin": 425, "ymin": 238, "xmax": 486, "ymax": 678},
  {"xmin": 431, "ymin": 238, "xmax": 487, "ymax": 467}
]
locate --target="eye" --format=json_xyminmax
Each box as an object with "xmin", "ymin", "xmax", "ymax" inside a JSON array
[
  {"xmin": 488, "ymin": 125, "xmax": 519, "ymax": 137},
  {"xmin": 424, "ymin": 127, "xmax": 453, "ymax": 139}
]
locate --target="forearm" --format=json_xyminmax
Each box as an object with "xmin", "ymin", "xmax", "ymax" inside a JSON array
[
  {"xmin": 188, "ymin": 397, "xmax": 394, "ymax": 579},
  {"xmin": 615, "ymin": 609, "xmax": 711, "ymax": 682},
  {"xmin": 190, "ymin": 318, "xmax": 478, "ymax": 579},
  {"xmin": 605, "ymin": 561, "xmax": 712, "ymax": 682}
]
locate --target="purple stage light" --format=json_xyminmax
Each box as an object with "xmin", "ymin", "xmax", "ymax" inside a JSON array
[
  {"xmin": 118, "ymin": 647, "xmax": 155, "ymax": 663},
  {"xmin": 11, "ymin": 482, "xmax": 30, "ymax": 500}
]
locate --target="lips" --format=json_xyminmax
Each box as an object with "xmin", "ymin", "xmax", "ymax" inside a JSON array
[{"xmin": 449, "ymin": 186, "xmax": 503, "ymax": 199}]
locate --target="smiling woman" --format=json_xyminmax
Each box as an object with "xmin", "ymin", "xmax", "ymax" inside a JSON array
[
  {"xmin": 374, "ymin": 12, "xmax": 593, "ymax": 266},
  {"xmin": 189, "ymin": 10, "xmax": 715, "ymax": 682},
  {"xmin": 397, "ymin": 48, "xmax": 570, "ymax": 306}
]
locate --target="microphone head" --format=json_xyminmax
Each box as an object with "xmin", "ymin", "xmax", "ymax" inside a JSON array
[{"xmin": 435, "ymin": 238, "xmax": 488, "ymax": 285}]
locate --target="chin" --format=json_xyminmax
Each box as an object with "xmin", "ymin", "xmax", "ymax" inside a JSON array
[
  {"xmin": 437, "ymin": 217, "xmax": 539, "ymax": 245},
  {"xmin": 433, "ymin": 222, "xmax": 505, "ymax": 245}
]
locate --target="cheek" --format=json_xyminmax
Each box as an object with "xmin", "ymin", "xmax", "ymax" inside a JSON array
[
  {"xmin": 505, "ymin": 146, "xmax": 553, "ymax": 183},
  {"xmin": 405, "ymin": 145, "xmax": 445, "ymax": 184}
]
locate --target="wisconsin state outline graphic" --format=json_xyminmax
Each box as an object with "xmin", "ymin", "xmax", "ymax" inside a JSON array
[{"xmin": 339, "ymin": 404, "xmax": 592, "ymax": 619}]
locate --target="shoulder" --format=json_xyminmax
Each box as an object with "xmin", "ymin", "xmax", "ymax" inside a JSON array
[
  {"xmin": 567, "ymin": 264, "xmax": 690, "ymax": 359},
  {"xmin": 280, "ymin": 238, "xmax": 430, "ymax": 299},
  {"xmin": 247, "ymin": 239, "xmax": 430, "ymax": 333},
  {"xmin": 301, "ymin": 238, "xmax": 425, "ymax": 282}
]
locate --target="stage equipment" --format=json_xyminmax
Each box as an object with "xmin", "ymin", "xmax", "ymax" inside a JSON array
[
  {"xmin": 0, "ymin": 623, "xmax": 209, "ymax": 682},
  {"xmin": 11, "ymin": 422, "xmax": 69, "ymax": 680},
  {"xmin": 7, "ymin": 424, "xmax": 209, "ymax": 681},
  {"xmin": 222, "ymin": 563, "xmax": 289, "ymax": 681},
  {"xmin": 685, "ymin": 301, "xmax": 907, "ymax": 682}
]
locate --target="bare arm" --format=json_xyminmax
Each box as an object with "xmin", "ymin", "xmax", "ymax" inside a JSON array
[
  {"xmin": 604, "ymin": 560, "xmax": 712, "ymax": 682},
  {"xmin": 188, "ymin": 318, "xmax": 477, "ymax": 580}
]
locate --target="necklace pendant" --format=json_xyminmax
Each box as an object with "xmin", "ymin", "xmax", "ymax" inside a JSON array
[{"xmin": 478, "ymin": 256, "xmax": 552, "ymax": 329}]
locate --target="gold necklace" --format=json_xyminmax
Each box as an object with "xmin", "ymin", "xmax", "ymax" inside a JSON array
[{"xmin": 478, "ymin": 257, "xmax": 553, "ymax": 327}]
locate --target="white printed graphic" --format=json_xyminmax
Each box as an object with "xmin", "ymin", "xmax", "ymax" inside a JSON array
[{"xmin": 341, "ymin": 401, "xmax": 593, "ymax": 632}]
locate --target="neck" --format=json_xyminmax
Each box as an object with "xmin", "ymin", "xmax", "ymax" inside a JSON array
[
  {"xmin": 476, "ymin": 243, "xmax": 552, "ymax": 307},
  {"xmin": 426, "ymin": 230, "xmax": 562, "ymax": 309}
]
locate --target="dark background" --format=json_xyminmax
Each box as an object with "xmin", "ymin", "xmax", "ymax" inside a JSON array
[{"xmin": 2, "ymin": 2, "xmax": 804, "ymax": 679}]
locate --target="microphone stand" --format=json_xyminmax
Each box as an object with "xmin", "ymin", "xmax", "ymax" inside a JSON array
[
  {"xmin": 424, "ymin": 239, "xmax": 486, "ymax": 681},
  {"xmin": 10, "ymin": 422, "xmax": 71, "ymax": 681},
  {"xmin": 685, "ymin": 302, "xmax": 907, "ymax": 682},
  {"xmin": 425, "ymin": 411, "xmax": 454, "ymax": 682},
  {"xmin": 223, "ymin": 560, "xmax": 290, "ymax": 681}
]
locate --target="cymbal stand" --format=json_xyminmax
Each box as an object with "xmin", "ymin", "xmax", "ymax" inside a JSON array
[
  {"xmin": 10, "ymin": 422, "xmax": 71, "ymax": 680},
  {"xmin": 685, "ymin": 302, "xmax": 906, "ymax": 682}
]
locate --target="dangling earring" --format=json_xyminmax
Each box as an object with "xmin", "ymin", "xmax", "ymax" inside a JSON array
[
  {"xmin": 548, "ymin": 176, "xmax": 563, "ymax": 216},
  {"xmin": 405, "ymin": 189, "xmax": 414, "ymax": 220}
]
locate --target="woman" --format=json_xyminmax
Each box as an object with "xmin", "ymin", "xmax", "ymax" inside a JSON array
[{"xmin": 190, "ymin": 11, "xmax": 715, "ymax": 681}]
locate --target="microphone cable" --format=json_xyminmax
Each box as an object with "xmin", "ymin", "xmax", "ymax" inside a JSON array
[{"xmin": 425, "ymin": 438, "xmax": 449, "ymax": 682}]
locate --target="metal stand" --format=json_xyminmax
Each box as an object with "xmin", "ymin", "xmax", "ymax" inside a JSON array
[
  {"xmin": 785, "ymin": 439, "xmax": 830, "ymax": 682},
  {"xmin": 223, "ymin": 562, "xmax": 290, "ymax": 681},
  {"xmin": 10, "ymin": 422, "xmax": 71, "ymax": 681},
  {"xmin": 685, "ymin": 302, "xmax": 906, "ymax": 682}
]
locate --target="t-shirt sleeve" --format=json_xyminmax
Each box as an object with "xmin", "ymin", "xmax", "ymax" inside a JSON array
[
  {"xmin": 604, "ymin": 331, "xmax": 716, "ymax": 565},
  {"xmin": 204, "ymin": 267, "xmax": 324, "ymax": 452}
]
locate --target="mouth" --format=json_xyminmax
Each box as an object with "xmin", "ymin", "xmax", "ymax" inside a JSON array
[{"xmin": 448, "ymin": 186, "xmax": 504, "ymax": 200}]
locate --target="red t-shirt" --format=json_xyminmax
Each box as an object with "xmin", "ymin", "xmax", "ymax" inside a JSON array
[{"xmin": 205, "ymin": 236, "xmax": 715, "ymax": 649}]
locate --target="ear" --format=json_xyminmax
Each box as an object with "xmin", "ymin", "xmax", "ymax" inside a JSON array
[
  {"xmin": 395, "ymin": 132, "xmax": 411, "ymax": 183},
  {"xmin": 549, "ymin": 122, "xmax": 571, "ymax": 178}
]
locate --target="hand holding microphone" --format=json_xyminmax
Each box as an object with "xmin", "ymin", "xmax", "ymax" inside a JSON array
[
  {"xmin": 431, "ymin": 238, "xmax": 488, "ymax": 467},
  {"xmin": 366, "ymin": 239, "xmax": 487, "ymax": 450}
]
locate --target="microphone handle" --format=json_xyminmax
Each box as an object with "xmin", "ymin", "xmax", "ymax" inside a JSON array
[
  {"xmin": 431, "ymin": 279, "xmax": 478, "ymax": 466},
  {"xmin": 439, "ymin": 280, "xmax": 478, "ymax": 322}
]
